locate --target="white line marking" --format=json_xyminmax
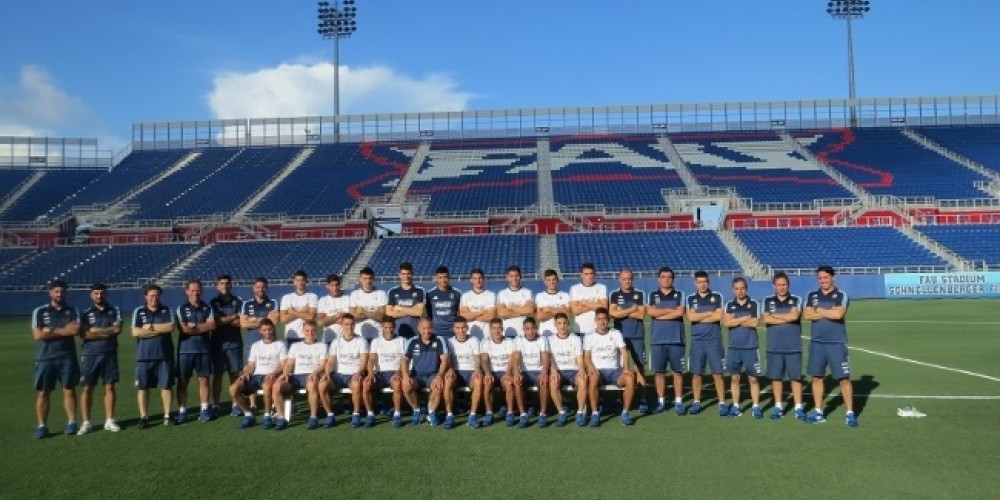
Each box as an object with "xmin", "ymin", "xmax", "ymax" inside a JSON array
[
  {"xmin": 739, "ymin": 388, "xmax": 997, "ymax": 400},
  {"xmin": 852, "ymin": 320, "xmax": 1000, "ymax": 325},
  {"xmin": 804, "ymin": 336, "xmax": 1000, "ymax": 382}
]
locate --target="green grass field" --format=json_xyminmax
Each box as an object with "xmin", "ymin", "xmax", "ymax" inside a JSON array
[{"xmin": 2, "ymin": 299, "xmax": 999, "ymax": 499}]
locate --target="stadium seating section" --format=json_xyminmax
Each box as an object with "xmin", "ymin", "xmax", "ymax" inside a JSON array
[
  {"xmin": 368, "ymin": 235, "xmax": 539, "ymax": 277},
  {"xmin": 0, "ymin": 170, "xmax": 36, "ymax": 204},
  {"xmin": 177, "ymin": 239, "xmax": 366, "ymax": 282},
  {"xmin": 917, "ymin": 224, "xmax": 1000, "ymax": 266},
  {"xmin": 0, "ymin": 244, "xmax": 196, "ymax": 287},
  {"xmin": 556, "ymin": 231, "xmax": 740, "ymax": 273},
  {"xmin": 915, "ymin": 125, "xmax": 1000, "ymax": 175},
  {"xmin": 1, "ymin": 170, "xmax": 102, "ymax": 221},
  {"xmin": 734, "ymin": 227, "xmax": 947, "ymax": 269}
]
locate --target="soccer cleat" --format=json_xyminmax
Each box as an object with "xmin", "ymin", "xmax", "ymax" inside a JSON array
[
  {"xmin": 620, "ymin": 412, "xmax": 635, "ymax": 426},
  {"xmin": 428, "ymin": 413, "xmax": 441, "ymax": 427},
  {"xmin": 505, "ymin": 413, "xmax": 516, "ymax": 427},
  {"xmin": 718, "ymin": 403, "xmax": 730, "ymax": 417},
  {"xmin": 467, "ymin": 414, "xmax": 480, "ymax": 428},
  {"xmin": 897, "ymin": 406, "xmax": 927, "ymax": 418},
  {"xmin": 306, "ymin": 416, "xmax": 319, "ymax": 430},
  {"xmin": 275, "ymin": 418, "xmax": 288, "ymax": 431},
  {"xmin": 752, "ymin": 407, "xmax": 764, "ymax": 420},
  {"xmin": 518, "ymin": 414, "xmax": 529, "ymax": 428},
  {"xmin": 527, "ymin": 406, "xmax": 536, "ymax": 417},
  {"xmin": 364, "ymin": 414, "xmax": 375, "ymax": 428},
  {"xmin": 794, "ymin": 408, "xmax": 807, "ymax": 421},
  {"xmin": 392, "ymin": 414, "xmax": 402, "ymax": 428},
  {"xmin": 497, "ymin": 405, "xmax": 507, "ymax": 417},
  {"xmin": 103, "ymin": 421, "xmax": 121, "ymax": 432},
  {"xmin": 556, "ymin": 413, "xmax": 568, "ymax": 427},
  {"xmin": 239, "ymin": 415, "xmax": 255, "ymax": 428},
  {"xmin": 638, "ymin": 401, "xmax": 650, "ymax": 414},
  {"xmin": 483, "ymin": 413, "xmax": 494, "ymax": 427},
  {"xmin": 728, "ymin": 405, "xmax": 742, "ymax": 418},
  {"xmin": 444, "ymin": 414, "xmax": 455, "ymax": 429},
  {"xmin": 262, "ymin": 415, "xmax": 274, "ymax": 429},
  {"xmin": 175, "ymin": 411, "xmax": 187, "ymax": 425},
  {"xmin": 410, "ymin": 410, "xmax": 421, "ymax": 427},
  {"xmin": 674, "ymin": 402, "xmax": 687, "ymax": 416},
  {"xmin": 538, "ymin": 414, "xmax": 549, "ymax": 428},
  {"xmin": 576, "ymin": 412, "xmax": 587, "ymax": 427},
  {"xmin": 77, "ymin": 422, "xmax": 93, "ymax": 436},
  {"xmin": 653, "ymin": 402, "xmax": 666, "ymax": 414},
  {"xmin": 351, "ymin": 414, "xmax": 362, "ymax": 428},
  {"xmin": 137, "ymin": 418, "xmax": 149, "ymax": 430},
  {"xmin": 807, "ymin": 410, "xmax": 826, "ymax": 424},
  {"xmin": 770, "ymin": 407, "xmax": 784, "ymax": 420},
  {"xmin": 230, "ymin": 405, "xmax": 242, "ymax": 417},
  {"xmin": 209, "ymin": 406, "xmax": 220, "ymax": 419},
  {"xmin": 199, "ymin": 409, "xmax": 212, "ymax": 422},
  {"xmin": 845, "ymin": 412, "xmax": 859, "ymax": 427},
  {"xmin": 689, "ymin": 402, "xmax": 702, "ymax": 415},
  {"xmin": 65, "ymin": 422, "xmax": 79, "ymax": 436},
  {"xmin": 323, "ymin": 414, "xmax": 336, "ymax": 428},
  {"xmin": 34, "ymin": 426, "xmax": 49, "ymax": 439},
  {"xmin": 589, "ymin": 412, "xmax": 601, "ymax": 427}
]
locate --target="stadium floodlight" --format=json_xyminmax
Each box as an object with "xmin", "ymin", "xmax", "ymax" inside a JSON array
[
  {"xmin": 317, "ymin": 0, "xmax": 358, "ymax": 143},
  {"xmin": 826, "ymin": 0, "xmax": 871, "ymax": 127}
]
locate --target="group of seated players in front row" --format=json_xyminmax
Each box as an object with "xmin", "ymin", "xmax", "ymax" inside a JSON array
[{"xmin": 30, "ymin": 262, "xmax": 858, "ymax": 438}]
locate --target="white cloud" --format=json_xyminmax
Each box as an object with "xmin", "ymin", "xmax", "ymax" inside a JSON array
[
  {"xmin": 0, "ymin": 65, "xmax": 95, "ymax": 136},
  {"xmin": 207, "ymin": 62, "xmax": 475, "ymax": 119}
]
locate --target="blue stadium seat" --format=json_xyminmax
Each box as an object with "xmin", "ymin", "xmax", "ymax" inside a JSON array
[
  {"xmin": 917, "ymin": 224, "xmax": 1000, "ymax": 266},
  {"xmin": 735, "ymin": 227, "xmax": 947, "ymax": 269},
  {"xmin": 556, "ymin": 231, "xmax": 740, "ymax": 273},
  {"xmin": 1, "ymin": 170, "xmax": 103, "ymax": 221},
  {"xmin": 368, "ymin": 235, "xmax": 539, "ymax": 277},
  {"xmin": 915, "ymin": 125, "xmax": 1000, "ymax": 176},
  {"xmin": 0, "ymin": 244, "xmax": 197, "ymax": 287},
  {"xmin": 177, "ymin": 239, "xmax": 366, "ymax": 281},
  {"xmin": 0, "ymin": 170, "xmax": 36, "ymax": 205}
]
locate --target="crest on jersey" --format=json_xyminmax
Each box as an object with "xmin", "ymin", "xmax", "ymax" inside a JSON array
[
  {"xmin": 633, "ymin": 294, "xmax": 639, "ymax": 301},
  {"xmin": 710, "ymin": 296, "xmax": 716, "ymax": 303}
]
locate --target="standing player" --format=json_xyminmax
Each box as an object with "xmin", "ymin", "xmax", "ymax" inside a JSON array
[
  {"xmin": 445, "ymin": 317, "xmax": 484, "ymax": 429},
  {"xmin": 535, "ymin": 269, "xmax": 571, "ymax": 338},
  {"xmin": 385, "ymin": 262, "xmax": 425, "ymax": 340},
  {"xmin": 365, "ymin": 318, "xmax": 407, "ymax": 427},
  {"xmin": 514, "ymin": 318, "xmax": 551, "ymax": 427},
  {"xmin": 723, "ymin": 277, "xmax": 762, "ymax": 419},
  {"xmin": 78, "ymin": 283, "xmax": 122, "ymax": 434},
  {"xmin": 240, "ymin": 277, "xmax": 279, "ymax": 411},
  {"xmin": 175, "ymin": 280, "xmax": 216, "ymax": 423},
  {"xmin": 426, "ymin": 266, "xmax": 462, "ymax": 339},
  {"xmin": 763, "ymin": 272, "xmax": 806, "ymax": 421},
  {"xmin": 317, "ymin": 274, "xmax": 351, "ymax": 345},
  {"xmin": 351, "ymin": 267, "xmax": 388, "ymax": 341},
  {"xmin": 609, "ymin": 268, "xmax": 648, "ymax": 412},
  {"xmin": 547, "ymin": 313, "xmax": 589, "ymax": 427},
  {"xmin": 459, "ymin": 268, "xmax": 496, "ymax": 341},
  {"xmin": 401, "ymin": 318, "xmax": 450, "ymax": 426},
  {"xmin": 229, "ymin": 318, "xmax": 286, "ymax": 429},
  {"xmin": 583, "ymin": 308, "xmax": 637, "ymax": 426},
  {"xmin": 319, "ymin": 314, "xmax": 371, "ymax": 428},
  {"xmin": 570, "ymin": 262, "xmax": 608, "ymax": 335},
  {"xmin": 647, "ymin": 267, "xmax": 687, "ymax": 415},
  {"xmin": 804, "ymin": 266, "xmax": 858, "ymax": 427},
  {"xmin": 209, "ymin": 274, "xmax": 243, "ymax": 417},
  {"xmin": 280, "ymin": 270, "xmax": 318, "ymax": 347},
  {"xmin": 496, "ymin": 265, "xmax": 535, "ymax": 338},
  {"xmin": 272, "ymin": 320, "xmax": 327, "ymax": 430},
  {"xmin": 480, "ymin": 318, "xmax": 520, "ymax": 427},
  {"xmin": 686, "ymin": 270, "xmax": 727, "ymax": 416},
  {"xmin": 132, "ymin": 284, "xmax": 176, "ymax": 429},
  {"xmin": 31, "ymin": 280, "xmax": 81, "ymax": 438}
]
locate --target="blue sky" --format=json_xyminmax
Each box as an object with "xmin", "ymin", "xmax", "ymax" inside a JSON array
[{"xmin": 0, "ymin": 0, "xmax": 997, "ymax": 149}]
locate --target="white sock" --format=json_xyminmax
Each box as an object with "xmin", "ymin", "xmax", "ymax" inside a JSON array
[
  {"xmin": 470, "ymin": 412, "xmax": 477, "ymax": 417},
  {"xmin": 82, "ymin": 420, "xmax": 90, "ymax": 426},
  {"xmin": 244, "ymin": 412, "xmax": 252, "ymax": 417},
  {"xmin": 368, "ymin": 412, "xmax": 374, "ymax": 417},
  {"xmin": 393, "ymin": 411, "xmax": 401, "ymax": 417},
  {"xmin": 658, "ymin": 397, "xmax": 665, "ymax": 404},
  {"xmin": 776, "ymin": 402, "xmax": 786, "ymax": 410},
  {"xmin": 558, "ymin": 409, "xmax": 566, "ymax": 415},
  {"xmin": 200, "ymin": 403, "xmax": 208, "ymax": 411},
  {"xmin": 674, "ymin": 398, "xmax": 682, "ymax": 404},
  {"xmin": 448, "ymin": 412, "xmax": 454, "ymax": 417},
  {"xmin": 794, "ymin": 403, "xmax": 803, "ymax": 410}
]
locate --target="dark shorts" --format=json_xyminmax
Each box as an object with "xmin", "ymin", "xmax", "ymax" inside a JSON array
[
  {"xmin": 596, "ymin": 368, "xmax": 624, "ymax": 385},
  {"xmin": 413, "ymin": 373, "xmax": 440, "ymax": 390},
  {"xmin": 623, "ymin": 337, "xmax": 646, "ymax": 367},
  {"xmin": 374, "ymin": 371, "xmax": 397, "ymax": 388},
  {"xmin": 453, "ymin": 369, "xmax": 477, "ymax": 388},
  {"xmin": 522, "ymin": 370, "xmax": 545, "ymax": 387},
  {"xmin": 689, "ymin": 339, "xmax": 724, "ymax": 375},
  {"xmin": 808, "ymin": 342, "xmax": 850, "ymax": 379},
  {"xmin": 34, "ymin": 357, "xmax": 80, "ymax": 391},
  {"xmin": 487, "ymin": 371, "xmax": 509, "ymax": 385},
  {"xmin": 289, "ymin": 374, "xmax": 311, "ymax": 391},
  {"xmin": 766, "ymin": 352, "xmax": 802, "ymax": 381},
  {"xmin": 81, "ymin": 352, "xmax": 119, "ymax": 386},
  {"xmin": 726, "ymin": 348, "xmax": 762, "ymax": 376},
  {"xmin": 330, "ymin": 372, "xmax": 358, "ymax": 389},
  {"xmin": 651, "ymin": 344, "xmax": 686, "ymax": 373},
  {"xmin": 212, "ymin": 346, "xmax": 243, "ymax": 375},
  {"xmin": 556, "ymin": 369, "xmax": 580, "ymax": 385},
  {"xmin": 135, "ymin": 359, "xmax": 174, "ymax": 390},
  {"xmin": 242, "ymin": 374, "xmax": 269, "ymax": 394},
  {"xmin": 177, "ymin": 353, "xmax": 212, "ymax": 380}
]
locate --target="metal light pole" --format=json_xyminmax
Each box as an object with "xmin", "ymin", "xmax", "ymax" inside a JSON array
[
  {"xmin": 317, "ymin": 0, "xmax": 358, "ymax": 143},
  {"xmin": 827, "ymin": 0, "xmax": 870, "ymax": 127}
]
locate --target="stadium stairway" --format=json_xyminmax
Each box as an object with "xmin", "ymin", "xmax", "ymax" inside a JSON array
[
  {"xmin": 538, "ymin": 234, "xmax": 559, "ymax": 274},
  {"xmin": 0, "ymin": 171, "xmax": 44, "ymax": 216},
  {"xmin": 896, "ymin": 226, "xmax": 973, "ymax": 271},
  {"xmin": 388, "ymin": 143, "xmax": 430, "ymax": 205},
  {"xmin": 160, "ymin": 244, "xmax": 216, "ymax": 282},
  {"xmin": 106, "ymin": 150, "xmax": 203, "ymax": 215},
  {"xmin": 654, "ymin": 137, "xmax": 701, "ymax": 191},
  {"xmin": 341, "ymin": 238, "xmax": 384, "ymax": 288},
  {"xmin": 536, "ymin": 139, "xmax": 555, "ymax": 206},
  {"xmin": 715, "ymin": 228, "xmax": 768, "ymax": 278},
  {"xmin": 782, "ymin": 131, "xmax": 870, "ymax": 203},
  {"xmin": 231, "ymin": 146, "xmax": 315, "ymax": 219},
  {"xmin": 901, "ymin": 129, "xmax": 1000, "ymax": 198}
]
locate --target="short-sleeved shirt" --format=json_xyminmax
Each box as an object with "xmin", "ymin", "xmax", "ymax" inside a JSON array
[
  {"xmin": 317, "ymin": 294, "xmax": 351, "ymax": 341},
  {"xmin": 280, "ymin": 292, "xmax": 319, "ymax": 340},
  {"xmin": 584, "ymin": 329, "xmax": 626, "ymax": 371},
  {"xmin": 648, "ymin": 289, "xmax": 685, "ymax": 345},
  {"xmin": 241, "ymin": 297, "xmax": 278, "ymax": 335},
  {"xmin": 448, "ymin": 336, "xmax": 481, "ymax": 372},
  {"xmin": 725, "ymin": 298, "xmax": 759, "ymax": 349},
  {"xmin": 328, "ymin": 335, "xmax": 369, "ymax": 375},
  {"xmin": 549, "ymin": 334, "xmax": 584, "ymax": 371},
  {"xmin": 481, "ymin": 337, "xmax": 518, "ymax": 373},
  {"xmin": 287, "ymin": 341, "xmax": 327, "ymax": 375},
  {"xmin": 535, "ymin": 290, "xmax": 571, "ymax": 337},
  {"xmin": 387, "ymin": 286, "xmax": 425, "ymax": 339},
  {"xmin": 248, "ymin": 340, "xmax": 287, "ymax": 375},
  {"xmin": 426, "ymin": 287, "xmax": 462, "ymax": 338},
  {"xmin": 497, "ymin": 287, "xmax": 534, "ymax": 338},
  {"xmin": 806, "ymin": 288, "xmax": 849, "ymax": 344},
  {"xmin": 176, "ymin": 301, "xmax": 214, "ymax": 354},
  {"xmin": 610, "ymin": 288, "xmax": 645, "ymax": 339},
  {"xmin": 210, "ymin": 294, "xmax": 243, "ymax": 349},
  {"xmin": 370, "ymin": 336, "xmax": 406, "ymax": 373},
  {"xmin": 569, "ymin": 283, "xmax": 608, "ymax": 334},
  {"xmin": 515, "ymin": 336, "xmax": 549, "ymax": 372},
  {"xmin": 32, "ymin": 303, "xmax": 80, "ymax": 361},
  {"xmin": 132, "ymin": 304, "xmax": 174, "ymax": 361},
  {"xmin": 687, "ymin": 290, "xmax": 724, "ymax": 341},
  {"xmin": 81, "ymin": 303, "xmax": 121, "ymax": 355},
  {"xmin": 405, "ymin": 335, "xmax": 448, "ymax": 376},
  {"xmin": 763, "ymin": 295, "xmax": 803, "ymax": 353},
  {"xmin": 460, "ymin": 289, "xmax": 496, "ymax": 340},
  {"xmin": 350, "ymin": 288, "xmax": 388, "ymax": 340}
]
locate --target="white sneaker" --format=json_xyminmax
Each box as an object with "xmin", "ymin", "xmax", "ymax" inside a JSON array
[
  {"xmin": 896, "ymin": 406, "xmax": 927, "ymax": 418},
  {"xmin": 77, "ymin": 422, "xmax": 93, "ymax": 435},
  {"xmin": 104, "ymin": 420, "xmax": 121, "ymax": 432}
]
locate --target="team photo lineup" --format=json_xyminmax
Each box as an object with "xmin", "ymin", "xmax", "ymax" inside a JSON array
[{"xmin": 31, "ymin": 260, "xmax": 858, "ymax": 437}]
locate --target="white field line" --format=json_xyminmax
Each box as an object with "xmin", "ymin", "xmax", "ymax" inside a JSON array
[{"xmin": 851, "ymin": 320, "xmax": 1000, "ymax": 325}]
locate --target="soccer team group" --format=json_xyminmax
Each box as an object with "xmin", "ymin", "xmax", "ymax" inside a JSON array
[{"xmin": 31, "ymin": 261, "xmax": 860, "ymax": 438}]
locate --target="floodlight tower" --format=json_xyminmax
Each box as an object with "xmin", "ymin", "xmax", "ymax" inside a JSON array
[
  {"xmin": 317, "ymin": 0, "xmax": 358, "ymax": 143},
  {"xmin": 827, "ymin": 0, "xmax": 870, "ymax": 127}
]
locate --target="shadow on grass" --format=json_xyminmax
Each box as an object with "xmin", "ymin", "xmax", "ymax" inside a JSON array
[{"xmin": 822, "ymin": 374, "xmax": 878, "ymax": 416}]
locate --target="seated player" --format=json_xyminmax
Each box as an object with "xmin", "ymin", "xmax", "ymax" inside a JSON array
[
  {"xmin": 480, "ymin": 318, "xmax": 521, "ymax": 427},
  {"xmin": 229, "ymin": 319, "xmax": 286, "ymax": 428},
  {"xmin": 365, "ymin": 318, "xmax": 407, "ymax": 427},
  {"xmin": 445, "ymin": 317, "xmax": 484, "ymax": 429},
  {"xmin": 583, "ymin": 308, "xmax": 637, "ymax": 427},
  {"xmin": 272, "ymin": 320, "xmax": 327, "ymax": 430},
  {"xmin": 514, "ymin": 317, "xmax": 551, "ymax": 428},
  {"xmin": 319, "ymin": 314, "xmax": 371, "ymax": 428},
  {"xmin": 401, "ymin": 318, "xmax": 449, "ymax": 426},
  {"xmin": 547, "ymin": 313, "xmax": 589, "ymax": 427}
]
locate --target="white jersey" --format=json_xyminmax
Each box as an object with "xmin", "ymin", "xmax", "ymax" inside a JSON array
[
  {"xmin": 248, "ymin": 340, "xmax": 288, "ymax": 375},
  {"xmin": 535, "ymin": 290, "xmax": 571, "ymax": 337},
  {"xmin": 349, "ymin": 288, "xmax": 388, "ymax": 341},
  {"xmin": 549, "ymin": 334, "xmax": 584, "ymax": 371},
  {"xmin": 370, "ymin": 336, "xmax": 406, "ymax": 373},
  {"xmin": 317, "ymin": 294, "xmax": 351, "ymax": 343},
  {"xmin": 480, "ymin": 337, "xmax": 518, "ymax": 373},
  {"xmin": 328, "ymin": 335, "xmax": 368, "ymax": 375},
  {"xmin": 448, "ymin": 337, "xmax": 481, "ymax": 372},
  {"xmin": 515, "ymin": 336, "xmax": 549, "ymax": 372},
  {"xmin": 460, "ymin": 289, "xmax": 496, "ymax": 341},
  {"xmin": 570, "ymin": 283, "xmax": 608, "ymax": 334},
  {"xmin": 496, "ymin": 287, "xmax": 534, "ymax": 338},
  {"xmin": 280, "ymin": 291, "xmax": 319, "ymax": 341},
  {"xmin": 287, "ymin": 341, "xmax": 327, "ymax": 375},
  {"xmin": 584, "ymin": 329, "xmax": 626, "ymax": 371}
]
